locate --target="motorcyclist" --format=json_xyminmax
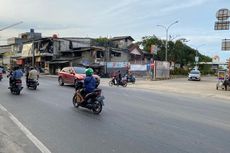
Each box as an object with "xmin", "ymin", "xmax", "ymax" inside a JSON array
[
  {"xmin": 84, "ymin": 68, "xmax": 96, "ymax": 94},
  {"xmin": 28, "ymin": 67, "xmax": 39, "ymax": 81},
  {"xmin": 9, "ymin": 66, "xmax": 23, "ymax": 87},
  {"xmin": 116, "ymin": 70, "xmax": 122, "ymax": 85},
  {"xmin": 0, "ymin": 66, "xmax": 3, "ymax": 80},
  {"xmin": 0, "ymin": 66, "xmax": 3, "ymax": 74},
  {"xmin": 82, "ymin": 68, "xmax": 96, "ymax": 103}
]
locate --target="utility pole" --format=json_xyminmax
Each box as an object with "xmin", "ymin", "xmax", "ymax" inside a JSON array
[{"xmin": 32, "ymin": 40, "xmax": 35, "ymax": 67}]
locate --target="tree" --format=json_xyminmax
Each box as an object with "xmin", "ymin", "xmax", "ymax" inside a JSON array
[
  {"xmin": 138, "ymin": 35, "xmax": 212, "ymax": 68},
  {"xmin": 94, "ymin": 37, "xmax": 112, "ymax": 47}
]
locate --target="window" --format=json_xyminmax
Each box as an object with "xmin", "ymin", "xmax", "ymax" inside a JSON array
[
  {"xmin": 74, "ymin": 67, "xmax": 86, "ymax": 74},
  {"xmin": 96, "ymin": 51, "xmax": 104, "ymax": 58},
  {"xmin": 74, "ymin": 52, "xmax": 82, "ymax": 57},
  {"xmin": 190, "ymin": 71, "xmax": 200, "ymax": 74},
  {"xmin": 62, "ymin": 68, "xmax": 69, "ymax": 72}
]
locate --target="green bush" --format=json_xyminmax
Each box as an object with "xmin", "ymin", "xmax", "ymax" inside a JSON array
[{"xmin": 170, "ymin": 68, "xmax": 189, "ymax": 75}]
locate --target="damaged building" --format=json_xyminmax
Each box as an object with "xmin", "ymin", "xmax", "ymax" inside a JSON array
[{"xmin": 0, "ymin": 29, "xmax": 145, "ymax": 76}]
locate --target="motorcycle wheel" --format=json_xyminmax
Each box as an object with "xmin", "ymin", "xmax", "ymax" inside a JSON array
[
  {"xmin": 92, "ymin": 100, "xmax": 102, "ymax": 114},
  {"xmin": 33, "ymin": 85, "xmax": 37, "ymax": 90},
  {"xmin": 10, "ymin": 88, "xmax": 14, "ymax": 94},
  {"xmin": 109, "ymin": 81, "xmax": 113, "ymax": 86},
  {"xmin": 16, "ymin": 90, "xmax": 21, "ymax": 95},
  {"xmin": 122, "ymin": 81, "xmax": 128, "ymax": 87},
  {"xmin": 72, "ymin": 95, "xmax": 79, "ymax": 108}
]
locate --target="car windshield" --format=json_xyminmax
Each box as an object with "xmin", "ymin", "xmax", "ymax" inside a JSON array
[
  {"xmin": 74, "ymin": 67, "xmax": 86, "ymax": 74},
  {"xmin": 190, "ymin": 71, "xmax": 200, "ymax": 74}
]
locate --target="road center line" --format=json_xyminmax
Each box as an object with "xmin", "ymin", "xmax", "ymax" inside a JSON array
[{"xmin": 0, "ymin": 104, "xmax": 52, "ymax": 153}]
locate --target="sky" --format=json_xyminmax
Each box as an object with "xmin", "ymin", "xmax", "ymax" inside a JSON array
[{"xmin": 0, "ymin": 0, "xmax": 229, "ymax": 62}]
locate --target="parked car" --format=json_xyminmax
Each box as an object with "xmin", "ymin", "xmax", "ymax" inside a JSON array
[
  {"xmin": 58, "ymin": 67, "xmax": 100, "ymax": 87},
  {"xmin": 188, "ymin": 70, "xmax": 201, "ymax": 81}
]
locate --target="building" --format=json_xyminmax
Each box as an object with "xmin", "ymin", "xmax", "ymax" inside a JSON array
[{"xmin": 0, "ymin": 31, "xmax": 149, "ymax": 76}]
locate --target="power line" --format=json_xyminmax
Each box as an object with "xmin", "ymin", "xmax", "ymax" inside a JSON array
[{"xmin": 0, "ymin": 21, "xmax": 23, "ymax": 31}]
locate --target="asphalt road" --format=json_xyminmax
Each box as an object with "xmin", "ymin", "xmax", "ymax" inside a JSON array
[{"xmin": 0, "ymin": 76, "xmax": 230, "ymax": 153}]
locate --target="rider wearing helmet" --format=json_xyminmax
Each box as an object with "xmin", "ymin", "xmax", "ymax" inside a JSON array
[{"xmin": 84, "ymin": 68, "xmax": 96, "ymax": 94}]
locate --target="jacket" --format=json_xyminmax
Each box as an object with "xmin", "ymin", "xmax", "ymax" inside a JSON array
[
  {"xmin": 84, "ymin": 76, "xmax": 96, "ymax": 93},
  {"xmin": 12, "ymin": 69, "xmax": 23, "ymax": 79}
]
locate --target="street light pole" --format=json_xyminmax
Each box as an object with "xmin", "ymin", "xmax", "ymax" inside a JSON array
[
  {"xmin": 157, "ymin": 20, "xmax": 179, "ymax": 61},
  {"xmin": 192, "ymin": 44, "xmax": 205, "ymax": 68}
]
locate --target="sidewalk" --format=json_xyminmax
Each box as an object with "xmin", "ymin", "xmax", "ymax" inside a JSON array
[{"xmin": 127, "ymin": 77, "xmax": 230, "ymax": 101}]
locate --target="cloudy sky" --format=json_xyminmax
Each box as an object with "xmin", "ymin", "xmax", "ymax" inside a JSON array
[{"xmin": 0, "ymin": 0, "xmax": 229, "ymax": 62}]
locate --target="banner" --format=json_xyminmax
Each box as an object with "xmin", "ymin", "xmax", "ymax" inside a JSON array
[
  {"xmin": 130, "ymin": 64, "xmax": 147, "ymax": 71},
  {"xmin": 150, "ymin": 45, "xmax": 158, "ymax": 55},
  {"xmin": 21, "ymin": 43, "xmax": 32, "ymax": 57},
  {"xmin": 107, "ymin": 62, "xmax": 129, "ymax": 68}
]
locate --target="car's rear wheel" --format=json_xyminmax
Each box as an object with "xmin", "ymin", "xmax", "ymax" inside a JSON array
[{"xmin": 58, "ymin": 77, "xmax": 64, "ymax": 86}]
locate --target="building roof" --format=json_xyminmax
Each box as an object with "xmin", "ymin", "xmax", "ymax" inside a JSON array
[
  {"xmin": 111, "ymin": 36, "xmax": 134, "ymax": 41},
  {"xmin": 127, "ymin": 44, "xmax": 143, "ymax": 55}
]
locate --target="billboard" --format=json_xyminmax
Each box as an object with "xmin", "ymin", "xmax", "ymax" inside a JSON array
[{"xmin": 155, "ymin": 61, "xmax": 170, "ymax": 79}]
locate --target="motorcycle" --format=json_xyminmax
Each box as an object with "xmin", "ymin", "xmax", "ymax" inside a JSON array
[
  {"xmin": 26, "ymin": 79, "xmax": 39, "ymax": 90},
  {"xmin": 109, "ymin": 76, "xmax": 127, "ymax": 87},
  {"xmin": 125, "ymin": 74, "xmax": 135, "ymax": 84},
  {"xmin": 9, "ymin": 79, "xmax": 23, "ymax": 95},
  {"xmin": 72, "ymin": 81, "xmax": 105, "ymax": 114}
]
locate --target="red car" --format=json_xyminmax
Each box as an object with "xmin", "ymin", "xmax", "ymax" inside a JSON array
[{"xmin": 58, "ymin": 67, "xmax": 100, "ymax": 87}]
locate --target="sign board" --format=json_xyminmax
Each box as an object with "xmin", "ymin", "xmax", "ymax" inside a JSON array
[
  {"xmin": 216, "ymin": 8, "xmax": 230, "ymax": 20},
  {"xmin": 195, "ymin": 56, "xmax": 199, "ymax": 62},
  {"xmin": 218, "ymin": 70, "xmax": 226, "ymax": 80},
  {"xmin": 150, "ymin": 45, "xmax": 158, "ymax": 55},
  {"xmin": 222, "ymin": 39, "xmax": 230, "ymax": 51},
  {"xmin": 215, "ymin": 21, "xmax": 230, "ymax": 30},
  {"xmin": 211, "ymin": 64, "xmax": 218, "ymax": 70}
]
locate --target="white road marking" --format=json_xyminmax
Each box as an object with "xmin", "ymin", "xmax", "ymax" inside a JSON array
[{"xmin": 0, "ymin": 104, "xmax": 52, "ymax": 153}]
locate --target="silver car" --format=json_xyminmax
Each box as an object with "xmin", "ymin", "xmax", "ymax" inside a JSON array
[{"xmin": 188, "ymin": 70, "xmax": 201, "ymax": 81}]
